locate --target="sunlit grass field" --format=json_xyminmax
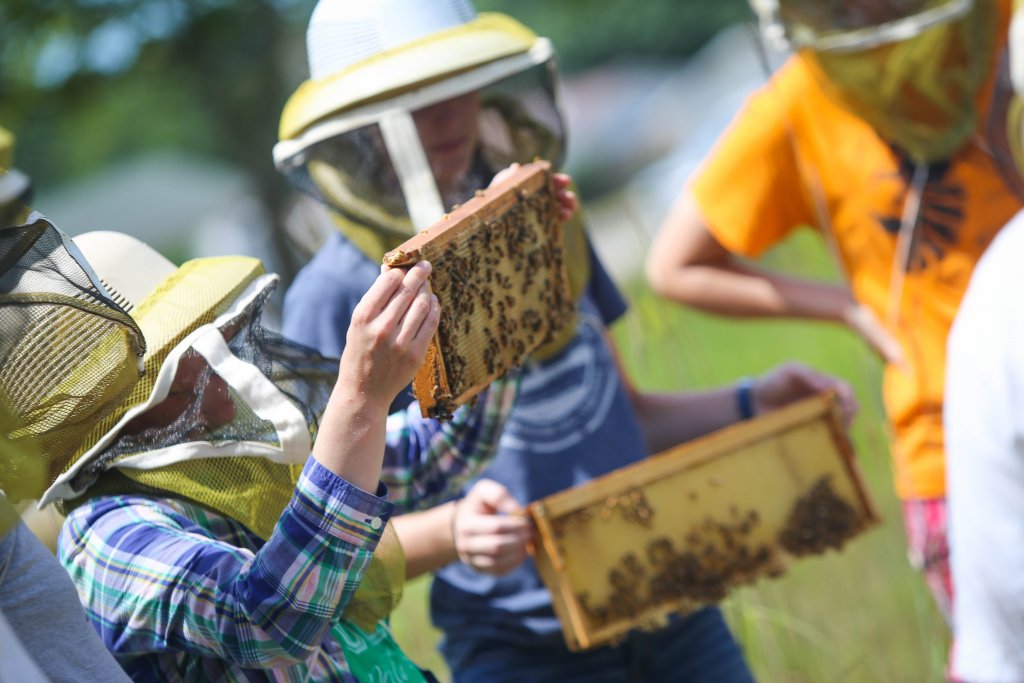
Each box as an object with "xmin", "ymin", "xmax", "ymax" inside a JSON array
[{"xmin": 391, "ymin": 229, "xmax": 949, "ymax": 682}]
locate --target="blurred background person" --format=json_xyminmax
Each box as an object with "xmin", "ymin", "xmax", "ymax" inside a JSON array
[
  {"xmin": 646, "ymin": 0, "xmax": 1020, "ymax": 627},
  {"xmin": 945, "ymin": 2, "xmax": 1024, "ymax": 679}
]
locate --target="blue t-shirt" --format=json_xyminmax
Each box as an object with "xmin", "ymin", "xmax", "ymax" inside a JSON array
[
  {"xmin": 284, "ymin": 233, "xmax": 417, "ymax": 412},
  {"xmin": 283, "ymin": 230, "xmax": 651, "ymax": 663}
]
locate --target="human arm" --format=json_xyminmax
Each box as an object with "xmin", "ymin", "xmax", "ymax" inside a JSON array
[
  {"xmin": 323, "ymin": 259, "xmax": 519, "ymax": 515},
  {"xmin": 646, "ymin": 191, "xmax": 904, "ymax": 365},
  {"xmin": 609, "ymin": 331, "xmax": 857, "ymax": 455},
  {"xmin": 58, "ymin": 465, "xmax": 392, "ymax": 669},
  {"xmin": 312, "ymin": 261, "xmax": 438, "ymax": 489},
  {"xmin": 369, "ymin": 377, "xmax": 526, "ymax": 575},
  {"xmin": 283, "ymin": 246, "xmax": 522, "ymax": 518},
  {"xmin": 57, "ymin": 264, "xmax": 439, "ymax": 668},
  {"xmin": 391, "ymin": 501, "xmax": 458, "ymax": 579},
  {"xmin": 395, "ymin": 478, "xmax": 532, "ymax": 579}
]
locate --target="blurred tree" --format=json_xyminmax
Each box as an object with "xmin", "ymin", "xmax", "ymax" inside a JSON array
[
  {"xmin": 1, "ymin": 0, "xmax": 314, "ymax": 275},
  {"xmin": 0, "ymin": 0, "xmax": 748, "ymax": 276},
  {"xmin": 475, "ymin": 0, "xmax": 751, "ymax": 72}
]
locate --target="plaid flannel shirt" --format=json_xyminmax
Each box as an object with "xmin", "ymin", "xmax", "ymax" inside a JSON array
[{"xmin": 58, "ymin": 376, "xmax": 519, "ymax": 682}]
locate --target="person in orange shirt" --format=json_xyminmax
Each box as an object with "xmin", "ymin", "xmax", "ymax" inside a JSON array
[{"xmin": 647, "ymin": 0, "xmax": 1022, "ymax": 623}]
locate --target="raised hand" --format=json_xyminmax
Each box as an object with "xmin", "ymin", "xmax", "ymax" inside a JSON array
[
  {"xmin": 490, "ymin": 163, "xmax": 578, "ymax": 223},
  {"xmin": 339, "ymin": 261, "xmax": 440, "ymax": 407}
]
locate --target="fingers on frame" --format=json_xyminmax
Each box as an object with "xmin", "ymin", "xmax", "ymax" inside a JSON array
[
  {"xmin": 353, "ymin": 267, "xmax": 407, "ymax": 322},
  {"xmin": 377, "ymin": 262, "xmax": 431, "ymax": 329},
  {"xmin": 463, "ymin": 533, "xmax": 530, "ymax": 557},
  {"xmin": 394, "ymin": 284, "xmax": 439, "ymax": 349},
  {"xmin": 461, "ymin": 515, "xmax": 532, "ymax": 536}
]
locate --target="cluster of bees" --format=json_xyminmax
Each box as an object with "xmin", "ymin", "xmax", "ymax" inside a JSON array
[
  {"xmin": 574, "ymin": 504, "xmax": 778, "ymax": 630},
  {"xmin": 422, "ymin": 180, "xmax": 574, "ymax": 417},
  {"xmin": 549, "ymin": 486, "xmax": 655, "ymax": 539},
  {"xmin": 560, "ymin": 475, "xmax": 865, "ymax": 632},
  {"xmin": 778, "ymin": 474, "xmax": 864, "ymax": 555}
]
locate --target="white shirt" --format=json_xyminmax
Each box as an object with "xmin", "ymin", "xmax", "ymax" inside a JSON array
[{"xmin": 946, "ymin": 211, "xmax": 1024, "ymax": 682}]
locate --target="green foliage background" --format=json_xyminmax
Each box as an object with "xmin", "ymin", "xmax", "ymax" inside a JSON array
[
  {"xmin": 0, "ymin": 1, "xmax": 747, "ymax": 189},
  {"xmin": 2, "ymin": 2, "xmax": 949, "ymax": 680}
]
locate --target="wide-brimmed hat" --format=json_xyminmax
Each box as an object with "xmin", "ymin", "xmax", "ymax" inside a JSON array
[
  {"xmin": 278, "ymin": 3, "xmax": 548, "ymax": 143},
  {"xmin": 39, "ymin": 231, "xmax": 324, "ymax": 509},
  {"xmin": 751, "ymin": 0, "xmax": 974, "ymax": 53},
  {"xmin": 275, "ymin": 0, "xmax": 565, "ymax": 237}
]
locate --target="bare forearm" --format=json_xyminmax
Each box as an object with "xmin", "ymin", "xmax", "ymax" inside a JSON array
[
  {"xmin": 607, "ymin": 331, "xmax": 744, "ymax": 454},
  {"xmin": 629, "ymin": 363, "xmax": 858, "ymax": 456},
  {"xmin": 392, "ymin": 502, "xmax": 457, "ymax": 580},
  {"xmin": 631, "ymin": 385, "xmax": 742, "ymax": 455},
  {"xmin": 653, "ymin": 260, "xmax": 854, "ymax": 324},
  {"xmin": 312, "ymin": 385, "xmax": 389, "ymax": 493},
  {"xmin": 647, "ymin": 192, "xmax": 854, "ymax": 324},
  {"xmin": 651, "ymin": 252, "xmax": 904, "ymax": 364}
]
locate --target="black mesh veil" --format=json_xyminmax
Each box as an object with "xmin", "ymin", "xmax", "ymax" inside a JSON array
[
  {"xmin": 278, "ymin": 57, "xmax": 567, "ymax": 238},
  {"xmin": 0, "ymin": 214, "xmax": 145, "ymax": 502}
]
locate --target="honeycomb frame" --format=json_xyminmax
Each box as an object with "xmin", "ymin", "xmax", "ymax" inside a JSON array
[
  {"xmin": 383, "ymin": 161, "xmax": 574, "ymax": 419},
  {"xmin": 528, "ymin": 393, "xmax": 879, "ymax": 651}
]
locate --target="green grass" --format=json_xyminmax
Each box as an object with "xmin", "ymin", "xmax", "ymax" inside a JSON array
[{"xmin": 391, "ymin": 229, "xmax": 949, "ymax": 682}]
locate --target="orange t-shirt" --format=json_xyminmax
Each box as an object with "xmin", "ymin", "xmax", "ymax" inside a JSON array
[{"xmin": 690, "ymin": 48, "xmax": 1021, "ymax": 501}]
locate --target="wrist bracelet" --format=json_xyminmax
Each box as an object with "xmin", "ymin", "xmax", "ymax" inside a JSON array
[{"xmin": 736, "ymin": 377, "xmax": 756, "ymax": 421}]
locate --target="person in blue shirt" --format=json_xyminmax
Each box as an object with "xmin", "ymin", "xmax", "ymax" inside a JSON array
[{"xmin": 274, "ymin": 1, "xmax": 858, "ymax": 680}]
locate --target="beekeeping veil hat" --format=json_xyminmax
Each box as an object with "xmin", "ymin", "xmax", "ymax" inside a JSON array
[
  {"xmin": 274, "ymin": 0, "xmax": 566, "ymax": 243},
  {"xmin": 0, "ymin": 215, "xmax": 145, "ymax": 507},
  {"xmin": 37, "ymin": 232, "xmax": 340, "ymax": 536},
  {"xmin": 0, "ymin": 123, "xmax": 146, "ymax": 508},
  {"xmin": 751, "ymin": 0, "xmax": 1002, "ymax": 163}
]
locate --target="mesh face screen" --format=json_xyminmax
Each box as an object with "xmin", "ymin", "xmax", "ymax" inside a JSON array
[
  {"xmin": 805, "ymin": 0, "xmax": 995, "ymax": 162},
  {"xmin": 282, "ymin": 58, "xmax": 566, "ymax": 238},
  {"xmin": 0, "ymin": 216, "xmax": 144, "ymax": 501},
  {"xmin": 74, "ymin": 280, "xmax": 337, "ymax": 536}
]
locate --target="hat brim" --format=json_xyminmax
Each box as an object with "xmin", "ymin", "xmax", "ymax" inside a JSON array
[
  {"xmin": 279, "ymin": 13, "xmax": 539, "ymax": 142},
  {"xmin": 73, "ymin": 231, "xmax": 177, "ymax": 311}
]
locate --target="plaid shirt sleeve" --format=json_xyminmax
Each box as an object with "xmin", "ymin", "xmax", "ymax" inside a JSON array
[
  {"xmin": 57, "ymin": 457, "xmax": 392, "ymax": 670},
  {"xmin": 380, "ymin": 370, "xmax": 521, "ymax": 513}
]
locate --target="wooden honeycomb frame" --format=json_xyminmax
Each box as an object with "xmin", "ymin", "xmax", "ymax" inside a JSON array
[
  {"xmin": 528, "ymin": 392, "xmax": 879, "ymax": 652},
  {"xmin": 383, "ymin": 161, "xmax": 574, "ymax": 419}
]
